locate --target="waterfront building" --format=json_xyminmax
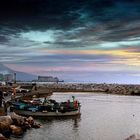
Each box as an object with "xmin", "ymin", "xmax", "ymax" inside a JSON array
[
  {"xmin": 38, "ymin": 76, "xmax": 59, "ymax": 82},
  {"xmin": 4, "ymin": 74, "xmax": 14, "ymax": 82}
]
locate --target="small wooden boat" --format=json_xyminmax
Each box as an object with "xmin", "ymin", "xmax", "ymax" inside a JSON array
[
  {"xmin": 9, "ymin": 98, "xmax": 81, "ymax": 117},
  {"xmin": 10, "ymin": 107, "xmax": 80, "ymax": 117}
]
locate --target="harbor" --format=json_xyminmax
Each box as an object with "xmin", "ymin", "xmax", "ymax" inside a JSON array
[
  {"xmin": 1, "ymin": 92, "xmax": 140, "ymax": 140},
  {"xmin": 0, "ymin": 0, "xmax": 140, "ymax": 139},
  {"xmin": 1, "ymin": 82, "xmax": 140, "ymax": 139},
  {"xmin": 1, "ymin": 82, "xmax": 140, "ymax": 117}
]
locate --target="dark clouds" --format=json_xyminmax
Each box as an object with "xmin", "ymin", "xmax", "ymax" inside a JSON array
[
  {"xmin": 0, "ymin": 0, "xmax": 140, "ymax": 82},
  {"xmin": 0, "ymin": 0, "xmax": 140, "ymax": 29},
  {"xmin": 0, "ymin": 35, "xmax": 9, "ymax": 43},
  {"xmin": 0, "ymin": 0, "xmax": 139, "ymax": 52},
  {"xmin": 0, "ymin": 0, "xmax": 139, "ymax": 46}
]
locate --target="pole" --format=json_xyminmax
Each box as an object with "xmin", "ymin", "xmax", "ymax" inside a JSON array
[{"xmin": 14, "ymin": 73, "xmax": 16, "ymax": 84}]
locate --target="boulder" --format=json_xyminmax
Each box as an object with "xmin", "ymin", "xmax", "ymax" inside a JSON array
[
  {"xmin": 10, "ymin": 125, "xmax": 24, "ymax": 136},
  {"xmin": 124, "ymin": 134, "xmax": 140, "ymax": 140},
  {"xmin": 0, "ymin": 112, "xmax": 41, "ymax": 138},
  {"xmin": 0, "ymin": 115, "xmax": 13, "ymax": 125},
  {"xmin": 10, "ymin": 112, "xmax": 26, "ymax": 126},
  {"xmin": 26, "ymin": 116, "xmax": 34, "ymax": 126},
  {"xmin": 0, "ymin": 121, "xmax": 11, "ymax": 137},
  {"xmin": 32, "ymin": 122, "xmax": 41, "ymax": 128},
  {"xmin": 0, "ymin": 133, "xmax": 8, "ymax": 140}
]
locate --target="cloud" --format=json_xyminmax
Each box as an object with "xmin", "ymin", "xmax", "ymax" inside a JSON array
[
  {"xmin": 20, "ymin": 30, "xmax": 63, "ymax": 42},
  {"xmin": 0, "ymin": 0, "xmax": 140, "ymax": 83}
]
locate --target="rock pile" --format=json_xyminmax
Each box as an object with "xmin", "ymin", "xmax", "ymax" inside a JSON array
[
  {"xmin": 41, "ymin": 83, "xmax": 140, "ymax": 95},
  {"xmin": 2, "ymin": 83, "xmax": 140, "ymax": 96},
  {"xmin": 0, "ymin": 112, "xmax": 41, "ymax": 140}
]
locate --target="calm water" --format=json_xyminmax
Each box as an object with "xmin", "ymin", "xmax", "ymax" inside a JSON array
[{"xmin": 11, "ymin": 92, "xmax": 140, "ymax": 140}]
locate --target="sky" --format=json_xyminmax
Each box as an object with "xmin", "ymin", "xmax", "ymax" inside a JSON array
[{"xmin": 0, "ymin": 0, "xmax": 140, "ymax": 83}]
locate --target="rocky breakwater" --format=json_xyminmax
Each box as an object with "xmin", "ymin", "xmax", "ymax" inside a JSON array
[
  {"xmin": 38, "ymin": 83, "xmax": 140, "ymax": 95},
  {"xmin": 38, "ymin": 83, "xmax": 108, "ymax": 92},
  {"xmin": 0, "ymin": 112, "xmax": 41, "ymax": 140},
  {"xmin": 106, "ymin": 84, "xmax": 140, "ymax": 95},
  {"xmin": 2, "ymin": 83, "xmax": 140, "ymax": 96}
]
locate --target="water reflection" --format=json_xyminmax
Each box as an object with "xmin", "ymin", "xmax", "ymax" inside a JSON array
[
  {"xmin": 73, "ymin": 118, "xmax": 79, "ymax": 129},
  {"xmin": 11, "ymin": 92, "xmax": 140, "ymax": 140}
]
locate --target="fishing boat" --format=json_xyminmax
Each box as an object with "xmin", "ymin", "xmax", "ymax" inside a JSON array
[{"xmin": 9, "ymin": 97, "xmax": 81, "ymax": 117}]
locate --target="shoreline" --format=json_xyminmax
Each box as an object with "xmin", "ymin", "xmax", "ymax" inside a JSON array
[{"xmin": 1, "ymin": 83, "xmax": 140, "ymax": 96}]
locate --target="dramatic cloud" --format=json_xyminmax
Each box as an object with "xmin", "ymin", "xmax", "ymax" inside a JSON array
[{"xmin": 0, "ymin": 0, "xmax": 140, "ymax": 83}]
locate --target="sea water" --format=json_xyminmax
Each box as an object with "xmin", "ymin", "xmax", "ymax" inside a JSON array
[{"xmin": 11, "ymin": 92, "xmax": 140, "ymax": 140}]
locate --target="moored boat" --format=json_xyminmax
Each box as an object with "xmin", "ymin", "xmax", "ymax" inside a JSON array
[
  {"xmin": 9, "ymin": 97, "xmax": 81, "ymax": 117},
  {"xmin": 10, "ymin": 107, "xmax": 80, "ymax": 117}
]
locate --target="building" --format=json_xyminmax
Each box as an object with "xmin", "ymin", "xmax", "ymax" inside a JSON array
[
  {"xmin": 4, "ymin": 74, "xmax": 14, "ymax": 82},
  {"xmin": 38, "ymin": 76, "xmax": 59, "ymax": 82},
  {"xmin": 0, "ymin": 74, "xmax": 3, "ymax": 81}
]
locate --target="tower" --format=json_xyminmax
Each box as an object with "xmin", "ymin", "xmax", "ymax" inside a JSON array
[{"xmin": 14, "ymin": 73, "xmax": 16, "ymax": 83}]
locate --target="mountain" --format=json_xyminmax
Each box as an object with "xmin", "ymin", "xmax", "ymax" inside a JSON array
[
  {"xmin": 0, "ymin": 64, "xmax": 37, "ymax": 81},
  {"xmin": 16, "ymin": 71, "xmax": 37, "ymax": 81}
]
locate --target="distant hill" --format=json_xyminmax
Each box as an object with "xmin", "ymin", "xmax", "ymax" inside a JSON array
[
  {"xmin": 16, "ymin": 71, "xmax": 37, "ymax": 81},
  {"xmin": 0, "ymin": 64, "xmax": 37, "ymax": 81}
]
